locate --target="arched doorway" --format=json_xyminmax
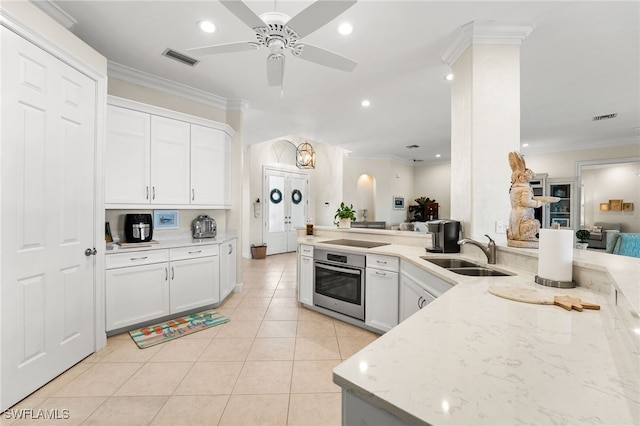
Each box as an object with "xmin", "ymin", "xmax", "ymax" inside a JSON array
[{"xmin": 356, "ymin": 173, "xmax": 376, "ymax": 221}]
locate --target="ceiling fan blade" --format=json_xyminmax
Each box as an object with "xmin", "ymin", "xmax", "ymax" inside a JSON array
[
  {"xmin": 294, "ymin": 44, "xmax": 357, "ymax": 72},
  {"xmin": 187, "ymin": 41, "xmax": 257, "ymax": 56},
  {"xmin": 287, "ymin": 0, "xmax": 357, "ymax": 38},
  {"xmin": 267, "ymin": 54, "xmax": 285, "ymax": 87},
  {"xmin": 219, "ymin": 0, "xmax": 265, "ymax": 29}
]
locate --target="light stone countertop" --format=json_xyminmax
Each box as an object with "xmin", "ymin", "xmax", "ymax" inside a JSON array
[
  {"xmin": 105, "ymin": 231, "xmax": 237, "ymax": 254},
  {"xmin": 299, "ymin": 234, "xmax": 640, "ymax": 425}
]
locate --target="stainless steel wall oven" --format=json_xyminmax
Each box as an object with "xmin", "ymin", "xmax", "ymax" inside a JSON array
[{"xmin": 313, "ymin": 248, "xmax": 365, "ymax": 321}]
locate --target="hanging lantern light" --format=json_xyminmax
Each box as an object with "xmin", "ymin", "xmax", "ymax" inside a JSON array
[{"xmin": 296, "ymin": 142, "xmax": 316, "ymax": 169}]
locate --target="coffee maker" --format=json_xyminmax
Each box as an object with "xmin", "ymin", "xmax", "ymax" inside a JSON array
[
  {"xmin": 426, "ymin": 220, "xmax": 462, "ymax": 253},
  {"xmin": 125, "ymin": 213, "xmax": 153, "ymax": 243}
]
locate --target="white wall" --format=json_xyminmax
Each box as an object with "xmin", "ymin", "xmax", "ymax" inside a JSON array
[
  {"xmin": 343, "ymin": 158, "xmax": 414, "ymax": 228},
  {"xmin": 413, "ymin": 163, "xmax": 452, "ymax": 220},
  {"xmin": 581, "ymin": 162, "xmax": 639, "ymax": 232}
]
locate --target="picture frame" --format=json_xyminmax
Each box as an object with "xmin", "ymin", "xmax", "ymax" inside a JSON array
[
  {"xmin": 552, "ymin": 218, "xmax": 569, "ymax": 228},
  {"xmin": 153, "ymin": 210, "xmax": 179, "ymax": 230},
  {"xmin": 393, "ymin": 196, "xmax": 405, "ymax": 210},
  {"xmin": 599, "ymin": 202, "xmax": 609, "ymax": 211},
  {"xmin": 623, "ymin": 202, "xmax": 634, "ymax": 212},
  {"xmin": 609, "ymin": 199, "xmax": 623, "ymax": 211},
  {"xmin": 105, "ymin": 222, "xmax": 113, "ymax": 243}
]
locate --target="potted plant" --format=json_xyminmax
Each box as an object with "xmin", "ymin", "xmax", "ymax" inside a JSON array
[
  {"xmin": 334, "ymin": 202, "xmax": 356, "ymax": 228},
  {"xmin": 575, "ymin": 229, "xmax": 591, "ymax": 250}
]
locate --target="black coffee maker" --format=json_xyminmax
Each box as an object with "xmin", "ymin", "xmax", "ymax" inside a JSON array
[
  {"xmin": 125, "ymin": 213, "xmax": 153, "ymax": 243},
  {"xmin": 426, "ymin": 220, "xmax": 462, "ymax": 253}
]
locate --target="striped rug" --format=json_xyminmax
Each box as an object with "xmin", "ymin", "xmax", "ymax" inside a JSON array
[{"xmin": 128, "ymin": 309, "xmax": 229, "ymax": 349}]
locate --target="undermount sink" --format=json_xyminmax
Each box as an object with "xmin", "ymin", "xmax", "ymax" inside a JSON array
[{"xmin": 420, "ymin": 257, "xmax": 513, "ymax": 277}]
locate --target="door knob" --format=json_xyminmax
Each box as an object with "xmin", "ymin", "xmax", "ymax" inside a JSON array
[{"xmin": 84, "ymin": 248, "xmax": 97, "ymax": 256}]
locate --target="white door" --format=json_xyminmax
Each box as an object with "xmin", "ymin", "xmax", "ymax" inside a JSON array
[
  {"xmin": 151, "ymin": 116, "xmax": 191, "ymax": 204},
  {"xmin": 264, "ymin": 168, "xmax": 309, "ymax": 255},
  {"xmin": 1, "ymin": 28, "xmax": 97, "ymax": 410}
]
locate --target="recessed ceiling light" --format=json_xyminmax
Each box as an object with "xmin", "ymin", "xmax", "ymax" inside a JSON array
[
  {"xmin": 445, "ymin": 73, "xmax": 454, "ymax": 81},
  {"xmin": 338, "ymin": 22, "xmax": 353, "ymax": 35},
  {"xmin": 197, "ymin": 20, "xmax": 216, "ymax": 33},
  {"xmin": 435, "ymin": 154, "xmax": 441, "ymax": 158},
  {"xmin": 522, "ymin": 143, "xmax": 529, "ymax": 147},
  {"xmin": 361, "ymin": 99, "xmax": 370, "ymax": 107}
]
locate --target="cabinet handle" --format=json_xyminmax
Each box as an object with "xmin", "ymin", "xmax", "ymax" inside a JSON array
[
  {"xmin": 188, "ymin": 250, "xmax": 202, "ymax": 255},
  {"xmin": 146, "ymin": 186, "xmax": 149, "ymax": 200},
  {"xmin": 171, "ymin": 266, "xmax": 174, "ymax": 280},
  {"xmin": 417, "ymin": 296, "xmax": 424, "ymax": 309},
  {"xmin": 165, "ymin": 267, "xmax": 168, "ymax": 281},
  {"xmin": 192, "ymin": 188, "xmax": 195, "ymax": 201},
  {"xmin": 375, "ymin": 271, "xmax": 386, "ymax": 276},
  {"xmin": 152, "ymin": 186, "xmax": 156, "ymax": 200},
  {"xmin": 376, "ymin": 260, "xmax": 388, "ymax": 265},
  {"xmin": 130, "ymin": 256, "xmax": 148, "ymax": 261},
  {"xmin": 228, "ymin": 244, "xmax": 233, "ymax": 255}
]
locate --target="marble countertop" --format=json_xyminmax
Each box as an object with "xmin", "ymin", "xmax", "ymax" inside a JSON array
[
  {"xmin": 298, "ymin": 235, "xmax": 639, "ymax": 425},
  {"xmin": 106, "ymin": 231, "xmax": 237, "ymax": 254}
]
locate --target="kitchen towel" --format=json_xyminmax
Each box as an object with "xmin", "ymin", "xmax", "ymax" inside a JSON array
[{"xmin": 538, "ymin": 228, "xmax": 573, "ymax": 282}]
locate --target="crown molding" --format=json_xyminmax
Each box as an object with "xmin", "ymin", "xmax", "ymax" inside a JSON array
[
  {"xmin": 31, "ymin": 0, "xmax": 77, "ymax": 30},
  {"xmin": 227, "ymin": 99, "xmax": 250, "ymax": 111},
  {"xmin": 441, "ymin": 21, "xmax": 535, "ymax": 66},
  {"xmin": 107, "ymin": 61, "xmax": 243, "ymax": 111}
]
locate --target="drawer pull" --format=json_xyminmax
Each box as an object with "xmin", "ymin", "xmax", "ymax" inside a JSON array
[
  {"xmin": 188, "ymin": 250, "xmax": 202, "ymax": 255},
  {"xmin": 376, "ymin": 260, "xmax": 388, "ymax": 264},
  {"xmin": 165, "ymin": 267, "xmax": 168, "ymax": 281},
  {"xmin": 130, "ymin": 256, "xmax": 148, "ymax": 261},
  {"xmin": 375, "ymin": 271, "xmax": 386, "ymax": 276},
  {"xmin": 171, "ymin": 266, "xmax": 174, "ymax": 280}
]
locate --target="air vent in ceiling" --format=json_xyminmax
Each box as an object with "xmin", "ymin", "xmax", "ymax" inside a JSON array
[
  {"xmin": 592, "ymin": 113, "xmax": 617, "ymax": 121},
  {"xmin": 162, "ymin": 48, "xmax": 199, "ymax": 66},
  {"xmin": 412, "ymin": 159, "xmax": 424, "ymax": 163},
  {"xmin": 406, "ymin": 144, "xmax": 420, "ymax": 149}
]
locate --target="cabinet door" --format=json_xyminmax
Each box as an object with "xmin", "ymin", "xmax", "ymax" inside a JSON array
[
  {"xmin": 170, "ymin": 256, "xmax": 219, "ymax": 313},
  {"xmin": 399, "ymin": 273, "xmax": 435, "ymax": 323},
  {"xmin": 191, "ymin": 124, "xmax": 229, "ymax": 207},
  {"xmin": 220, "ymin": 239, "xmax": 237, "ymax": 301},
  {"xmin": 105, "ymin": 106, "xmax": 151, "ymax": 204},
  {"xmin": 298, "ymin": 254, "xmax": 314, "ymax": 305},
  {"xmin": 150, "ymin": 116, "xmax": 191, "ymax": 204},
  {"xmin": 365, "ymin": 269, "xmax": 399, "ymax": 332},
  {"xmin": 106, "ymin": 263, "xmax": 170, "ymax": 331}
]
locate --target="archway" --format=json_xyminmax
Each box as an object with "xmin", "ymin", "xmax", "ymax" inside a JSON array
[{"xmin": 356, "ymin": 173, "xmax": 376, "ymax": 221}]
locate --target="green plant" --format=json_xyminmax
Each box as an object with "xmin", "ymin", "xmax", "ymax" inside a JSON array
[
  {"xmin": 334, "ymin": 202, "xmax": 356, "ymax": 225},
  {"xmin": 414, "ymin": 196, "xmax": 436, "ymax": 205},
  {"xmin": 576, "ymin": 229, "xmax": 591, "ymax": 243}
]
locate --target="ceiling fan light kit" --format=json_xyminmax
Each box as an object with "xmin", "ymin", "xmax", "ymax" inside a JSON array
[{"xmin": 187, "ymin": 0, "xmax": 358, "ymax": 88}]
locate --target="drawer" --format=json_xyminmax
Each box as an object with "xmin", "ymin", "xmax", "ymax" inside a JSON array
[
  {"xmin": 299, "ymin": 244, "xmax": 314, "ymax": 257},
  {"xmin": 170, "ymin": 244, "xmax": 219, "ymax": 261},
  {"xmin": 366, "ymin": 254, "xmax": 399, "ymax": 272},
  {"xmin": 106, "ymin": 249, "xmax": 169, "ymax": 270}
]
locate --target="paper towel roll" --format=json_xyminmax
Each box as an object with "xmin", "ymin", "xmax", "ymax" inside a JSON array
[{"xmin": 538, "ymin": 228, "xmax": 574, "ymax": 282}]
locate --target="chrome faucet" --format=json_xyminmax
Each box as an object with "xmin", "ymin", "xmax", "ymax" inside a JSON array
[{"xmin": 458, "ymin": 235, "xmax": 497, "ymax": 264}]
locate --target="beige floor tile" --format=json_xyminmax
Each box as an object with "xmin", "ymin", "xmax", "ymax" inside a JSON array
[
  {"xmin": 98, "ymin": 340, "xmax": 162, "ymax": 362},
  {"xmin": 174, "ymin": 362, "xmax": 243, "ymax": 395},
  {"xmin": 82, "ymin": 335, "xmax": 129, "ymax": 363},
  {"xmin": 296, "ymin": 320, "xmax": 336, "ymax": 338},
  {"xmin": 294, "ymin": 338, "xmax": 341, "ymax": 360},
  {"xmin": 215, "ymin": 320, "xmax": 261, "ymax": 339},
  {"xmin": 199, "ymin": 338, "xmax": 253, "ymax": 362},
  {"xmin": 11, "ymin": 396, "xmax": 107, "ymax": 426},
  {"xmin": 227, "ymin": 307, "xmax": 267, "ymax": 322},
  {"xmin": 210, "ymin": 307, "xmax": 236, "ymax": 321},
  {"xmin": 237, "ymin": 296, "xmax": 272, "ymax": 309},
  {"xmin": 337, "ymin": 334, "xmax": 378, "ymax": 359},
  {"xmin": 82, "ymin": 396, "xmax": 167, "ymax": 425},
  {"xmin": 219, "ymin": 292, "xmax": 244, "ymax": 308},
  {"xmin": 297, "ymin": 308, "xmax": 335, "ymax": 323},
  {"xmin": 114, "ymin": 362, "xmax": 192, "ymax": 396},
  {"xmin": 218, "ymin": 394, "xmax": 289, "ymax": 426},
  {"xmin": 275, "ymin": 281, "xmax": 297, "ymax": 290},
  {"xmin": 257, "ymin": 321, "xmax": 298, "ymax": 338},
  {"xmin": 2, "ymin": 397, "xmax": 47, "ymax": 426},
  {"xmin": 53, "ymin": 362, "xmax": 142, "ymax": 397},
  {"xmin": 274, "ymin": 289, "xmax": 297, "ymax": 299},
  {"xmin": 150, "ymin": 395, "xmax": 229, "ymax": 425},
  {"xmin": 244, "ymin": 288, "xmax": 276, "ymax": 298},
  {"xmin": 233, "ymin": 361, "xmax": 293, "ymax": 394},
  {"xmin": 247, "ymin": 338, "xmax": 295, "ymax": 361},
  {"xmin": 149, "ymin": 338, "xmax": 210, "ymax": 362},
  {"xmin": 287, "ymin": 393, "xmax": 342, "ymax": 426},
  {"xmin": 30, "ymin": 362, "xmax": 93, "ymax": 399},
  {"xmin": 264, "ymin": 307, "xmax": 299, "ymax": 321},
  {"xmin": 269, "ymin": 297, "xmax": 300, "ymax": 308},
  {"xmin": 334, "ymin": 320, "xmax": 380, "ymax": 338},
  {"xmin": 291, "ymin": 360, "xmax": 342, "ymax": 394}
]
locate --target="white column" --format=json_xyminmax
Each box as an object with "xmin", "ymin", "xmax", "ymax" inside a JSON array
[{"xmin": 442, "ymin": 21, "xmax": 533, "ymax": 244}]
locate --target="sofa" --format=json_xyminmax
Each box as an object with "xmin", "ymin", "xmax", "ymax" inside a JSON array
[{"xmin": 588, "ymin": 222, "xmax": 621, "ymax": 249}]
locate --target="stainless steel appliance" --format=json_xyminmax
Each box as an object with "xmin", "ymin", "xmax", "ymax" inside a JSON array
[
  {"xmin": 320, "ymin": 239, "xmax": 390, "ymax": 249},
  {"xmin": 426, "ymin": 220, "xmax": 462, "ymax": 253},
  {"xmin": 192, "ymin": 215, "xmax": 217, "ymax": 239},
  {"xmin": 313, "ymin": 248, "xmax": 366, "ymax": 320},
  {"xmin": 124, "ymin": 213, "xmax": 153, "ymax": 243}
]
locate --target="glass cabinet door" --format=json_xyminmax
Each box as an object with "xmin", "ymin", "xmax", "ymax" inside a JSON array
[{"xmin": 547, "ymin": 181, "xmax": 574, "ymax": 229}]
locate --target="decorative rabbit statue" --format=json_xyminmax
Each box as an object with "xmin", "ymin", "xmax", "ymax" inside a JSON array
[{"xmin": 507, "ymin": 152, "xmax": 558, "ymax": 248}]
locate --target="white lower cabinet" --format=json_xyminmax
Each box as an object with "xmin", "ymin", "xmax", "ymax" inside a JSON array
[
  {"xmin": 365, "ymin": 254, "xmax": 399, "ymax": 332},
  {"xmin": 298, "ymin": 245, "xmax": 314, "ymax": 305},
  {"xmin": 170, "ymin": 255, "xmax": 219, "ymax": 313},
  {"xmin": 399, "ymin": 260, "xmax": 453, "ymax": 323},
  {"xmin": 219, "ymin": 239, "xmax": 237, "ymax": 301}
]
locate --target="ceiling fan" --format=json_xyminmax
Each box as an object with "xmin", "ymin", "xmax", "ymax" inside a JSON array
[{"xmin": 187, "ymin": 0, "xmax": 358, "ymax": 87}]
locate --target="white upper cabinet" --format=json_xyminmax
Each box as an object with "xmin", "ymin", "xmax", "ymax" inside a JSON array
[
  {"xmin": 150, "ymin": 116, "xmax": 191, "ymax": 205},
  {"xmin": 105, "ymin": 106, "xmax": 151, "ymax": 204},
  {"xmin": 105, "ymin": 97, "xmax": 235, "ymax": 209},
  {"xmin": 191, "ymin": 124, "xmax": 230, "ymax": 207}
]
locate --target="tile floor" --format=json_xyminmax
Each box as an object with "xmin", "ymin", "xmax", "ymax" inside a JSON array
[{"xmin": 3, "ymin": 252, "xmax": 379, "ymax": 425}]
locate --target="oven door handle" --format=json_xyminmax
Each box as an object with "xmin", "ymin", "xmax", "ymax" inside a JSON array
[{"xmin": 315, "ymin": 261, "xmax": 362, "ymax": 276}]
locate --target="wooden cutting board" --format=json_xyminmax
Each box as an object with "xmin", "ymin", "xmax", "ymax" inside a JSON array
[{"xmin": 488, "ymin": 286, "xmax": 600, "ymax": 312}]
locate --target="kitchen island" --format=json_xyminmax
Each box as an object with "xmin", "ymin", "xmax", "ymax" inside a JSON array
[{"xmin": 298, "ymin": 227, "xmax": 639, "ymax": 425}]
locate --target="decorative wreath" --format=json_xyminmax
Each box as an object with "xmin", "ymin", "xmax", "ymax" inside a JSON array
[
  {"xmin": 270, "ymin": 188, "xmax": 283, "ymax": 204},
  {"xmin": 291, "ymin": 189, "xmax": 302, "ymax": 204}
]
